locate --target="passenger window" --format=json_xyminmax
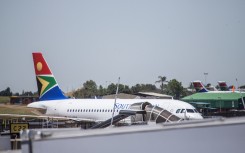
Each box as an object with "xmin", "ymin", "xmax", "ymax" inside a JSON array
[{"xmin": 73, "ymin": 109, "xmax": 75, "ymax": 112}]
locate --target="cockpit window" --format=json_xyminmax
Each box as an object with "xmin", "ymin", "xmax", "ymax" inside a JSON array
[
  {"xmin": 181, "ymin": 109, "xmax": 186, "ymax": 113},
  {"xmin": 186, "ymin": 109, "xmax": 195, "ymax": 113},
  {"xmin": 176, "ymin": 109, "xmax": 181, "ymax": 113},
  {"xmin": 194, "ymin": 109, "xmax": 198, "ymax": 113}
]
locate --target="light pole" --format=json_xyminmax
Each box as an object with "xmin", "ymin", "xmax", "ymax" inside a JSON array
[{"xmin": 204, "ymin": 73, "xmax": 208, "ymax": 86}]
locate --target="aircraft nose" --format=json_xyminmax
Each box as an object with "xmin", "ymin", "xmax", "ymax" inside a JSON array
[
  {"xmin": 194, "ymin": 114, "xmax": 203, "ymax": 119},
  {"xmin": 27, "ymin": 102, "xmax": 34, "ymax": 107},
  {"xmin": 188, "ymin": 113, "xmax": 203, "ymax": 120},
  {"xmin": 27, "ymin": 102, "xmax": 46, "ymax": 109}
]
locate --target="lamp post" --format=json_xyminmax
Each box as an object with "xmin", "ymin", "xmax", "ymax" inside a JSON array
[{"xmin": 204, "ymin": 73, "xmax": 208, "ymax": 86}]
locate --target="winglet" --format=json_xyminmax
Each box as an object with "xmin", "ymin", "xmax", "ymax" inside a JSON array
[{"xmin": 32, "ymin": 52, "xmax": 68, "ymax": 101}]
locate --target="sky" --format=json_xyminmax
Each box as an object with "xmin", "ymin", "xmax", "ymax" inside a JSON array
[{"xmin": 0, "ymin": 0, "xmax": 245, "ymax": 93}]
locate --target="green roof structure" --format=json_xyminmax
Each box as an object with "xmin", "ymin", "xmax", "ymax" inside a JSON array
[
  {"xmin": 182, "ymin": 92, "xmax": 245, "ymax": 101},
  {"xmin": 182, "ymin": 92, "xmax": 245, "ymax": 109}
]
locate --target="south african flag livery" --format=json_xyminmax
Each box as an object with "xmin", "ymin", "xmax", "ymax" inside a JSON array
[{"xmin": 33, "ymin": 52, "xmax": 68, "ymax": 101}]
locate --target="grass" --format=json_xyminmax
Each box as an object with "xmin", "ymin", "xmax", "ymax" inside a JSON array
[
  {"xmin": 0, "ymin": 96, "xmax": 10, "ymax": 104},
  {"xmin": 0, "ymin": 104, "xmax": 37, "ymax": 115},
  {"xmin": 0, "ymin": 97, "xmax": 41, "ymax": 116}
]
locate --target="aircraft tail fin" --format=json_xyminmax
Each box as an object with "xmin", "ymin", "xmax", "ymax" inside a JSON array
[
  {"xmin": 32, "ymin": 52, "xmax": 68, "ymax": 101},
  {"xmin": 218, "ymin": 81, "xmax": 229, "ymax": 91},
  {"xmin": 192, "ymin": 80, "xmax": 209, "ymax": 92}
]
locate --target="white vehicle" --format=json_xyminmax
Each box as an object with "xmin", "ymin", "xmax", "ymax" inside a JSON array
[{"xmin": 27, "ymin": 52, "xmax": 203, "ymax": 122}]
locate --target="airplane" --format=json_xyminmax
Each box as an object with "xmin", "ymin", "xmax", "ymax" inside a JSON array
[
  {"xmin": 217, "ymin": 81, "xmax": 245, "ymax": 92},
  {"xmin": 217, "ymin": 81, "xmax": 229, "ymax": 91},
  {"xmin": 192, "ymin": 80, "xmax": 233, "ymax": 93},
  {"xmin": 24, "ymin": 53, "xmax": 203, "ymax": 123},
  {"xmin": 192, "ymin": 81, "xmax": 210, "ymax": 92}
]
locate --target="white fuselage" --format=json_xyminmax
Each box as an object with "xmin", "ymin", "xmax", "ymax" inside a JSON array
[{"xmin": 28, "ymin": 99, "xmax": 203, "ymax": 121}]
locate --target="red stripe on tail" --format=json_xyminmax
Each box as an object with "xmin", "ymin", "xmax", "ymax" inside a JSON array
[{"xmin": 32, "ymin": 52, "xmax": 52, "ymax": 75}]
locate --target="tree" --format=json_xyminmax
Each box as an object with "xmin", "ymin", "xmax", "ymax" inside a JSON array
[
  {"xmin": 82, "ymin": 80, "xmax": 98, "ymax": 98},
  {"xmin": 0, "ymin": 87, "xmax": 12, "ymax": 96},
  {"xmin": 20, "ymin": 90, "xmax": 34, "ymax": 96},
  {"xmin": 98, "ymin": 85, "xmax": 106, "ymax": 97},
  {"xmin": 155, "ymin": 76, "xmax": 168, "ymax": 93},
  {"xmin": 122, "ymin": 85, "xmax": 131, "ymax": 94},
  {"xmin": 165, "ymin": 79, "xmax": 184, "ymax": 99},
  {"xmin": 107, "ymin": 83, "xmax": 117, "ymax": 95},
  {"xmin": 131, "ymin": 84, "xmax": 141, "ymax": 94},
  {"xmin": 73, "ymin": 80, "xmax": 98, "ymax": 98},
  {"xmin": 187, "ymin": 82, "xmax": 195, "ymax": 93},
  {"xmin": 105, "ymin": 83, "xmax": 132, "ymax": 95},
  {"xmin": 131, "ymin": 84, "xmax": 158, "ymax": 94},
  {"xmin": 13, "ymin": 92, "xmax": 20, "ymax": 96}
]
